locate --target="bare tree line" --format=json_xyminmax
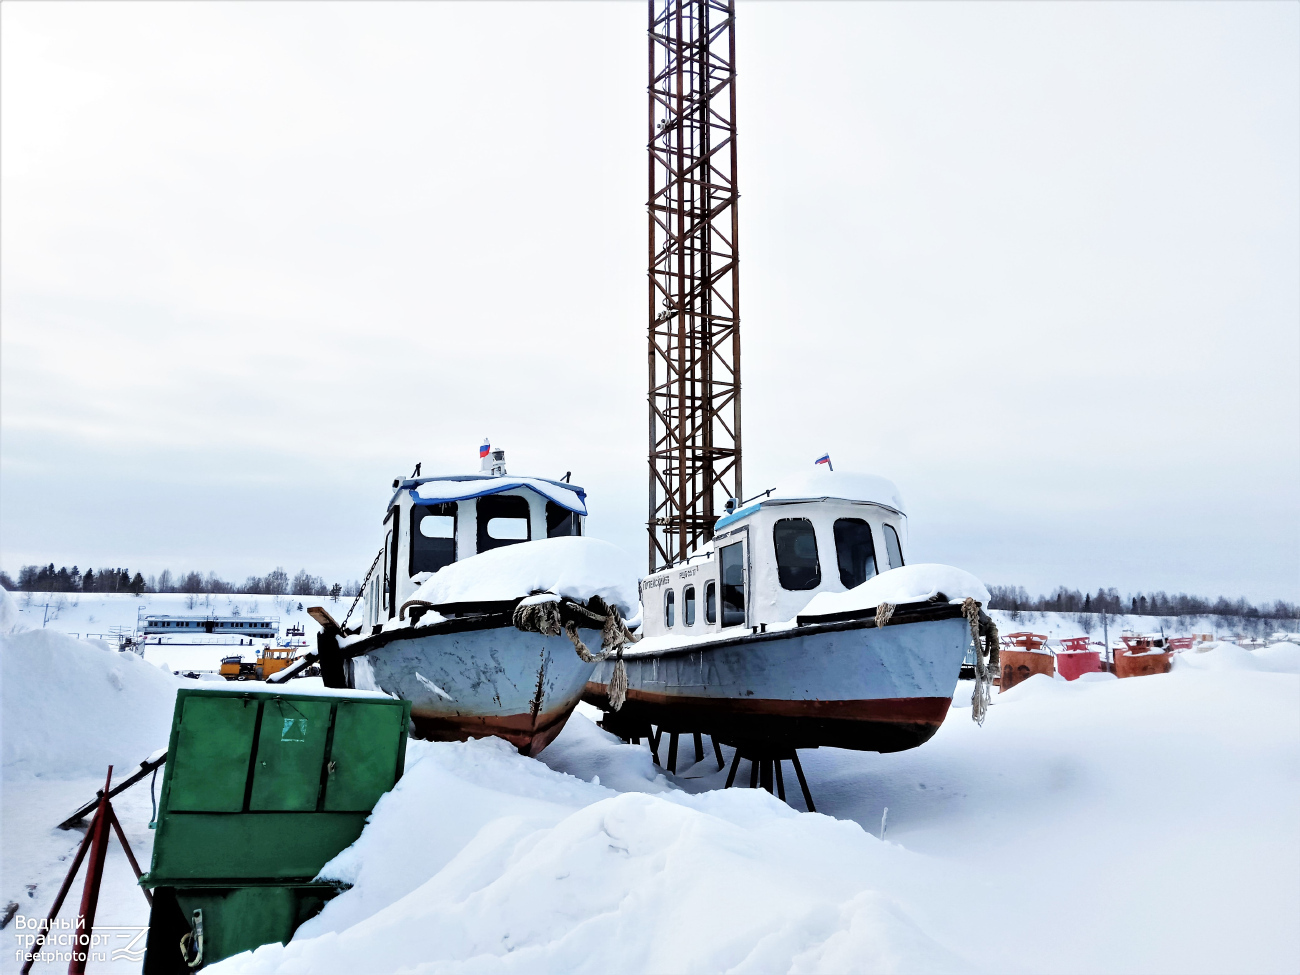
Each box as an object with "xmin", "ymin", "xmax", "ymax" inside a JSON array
[
  {"xmin": 3, "ymin": 564, "xmax": 361, "ymax": 598},
  {"xmin": 988, "ymin": 585, "xmax": 1298, "ymax": 622}
]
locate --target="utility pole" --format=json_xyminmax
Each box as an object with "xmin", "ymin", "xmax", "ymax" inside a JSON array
[{"xmin": 647, "ymin": 0, "xmax": 742, "ymax": 571}]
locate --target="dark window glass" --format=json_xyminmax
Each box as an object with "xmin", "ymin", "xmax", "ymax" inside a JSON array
[
  {"xmin": 834, "ymin": 518, "xmax": 877, "ymax": 590},
  {"xmin": 546, "ymin": 501, "xmax": 581, "ymax": 538},
  {"xmin": 773, "ymin": 518, "xmax": 821, "ymax": 591},
  {"xmin": 884, "ymin": 524, "xmax": 904, "ymax": 569},
  {"xmin": 477, "ymin": 495, "xmax": 531, "ymax": 552},
  {"xmin": 684, "ymin": 586, "xmax": 696, "ymax": 626},
  {"xmin": 382, "ymin": 518, "xmax": 394, "ymax": 613},
  {"xmin": 411, "ymin": 503, "xmax": 457, "ymax": 575},
  {"xmin": 720, "ymin": 542, "xmax": 746, "ymax": 626},
  {"xmin": 705, "ymin": 581, "xmax": 717, "ymax": 624},
  {"xmin": 665, "ymin": 589, "xmax": 675, "ymax": 628}
]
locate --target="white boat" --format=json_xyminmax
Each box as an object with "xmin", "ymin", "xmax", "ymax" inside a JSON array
[
  {"xmin": 585, "ymin": 470, "xmax": 996, "ymax": 754},
  {"xmin": 311, "ymin": 446, "xmax": 638, "ymax": 756}
]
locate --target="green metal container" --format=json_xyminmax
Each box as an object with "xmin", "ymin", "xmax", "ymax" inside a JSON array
[{"xmin": 140, "ymin": 686, "xmax": 410, "ymax": 972}]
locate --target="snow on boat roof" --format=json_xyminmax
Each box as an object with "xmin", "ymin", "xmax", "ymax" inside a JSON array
[
  {"xmin": 764, "ymin": 470, "xmax": 906, "ymax": 514},
  {"xmin": 399, "ymin": 475, "xmax": 588, "ymax": 515},
  {"xmin": 406, "ymin": 536, "xmax": 639, "ymax": 618},
  {"xmin": 714, "ymin": 470, "xmax": 906, "ymax": 530}
]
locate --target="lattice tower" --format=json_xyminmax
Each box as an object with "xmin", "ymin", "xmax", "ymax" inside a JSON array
[{"xmin": 647, "ymin": 0, "xmax": 742, "ymax": 571}]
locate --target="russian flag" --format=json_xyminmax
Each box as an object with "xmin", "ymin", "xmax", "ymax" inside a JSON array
[
  {"xmin": 815, "ymin": 453, "xmax": 833, "ymax": 471},
  {"xmin": 479, "ymin": 439, "xmax": 491, "ymax": 459}
]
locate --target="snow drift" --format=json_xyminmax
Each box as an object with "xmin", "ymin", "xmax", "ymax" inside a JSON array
[
  {"xmin": 1, "ymin": 587, "xmax": 181, "ymax": 776},
  {"xmin": 404, "ymin": 537, "xmax": 640, "ymax": 618},
  {"xmin": 212, "ymin": 733, "xmax": 972, "ymax": 975}
]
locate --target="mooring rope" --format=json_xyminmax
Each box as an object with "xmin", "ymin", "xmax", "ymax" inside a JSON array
[
  {"xmin": 512, "ymin": 596, "xmax": 638, "ymax": 711},
  {"xmin": 875, "ymin": 602, "xmax": 896, "ymax": 628},
  {"xmin": 962, "ymin": 596, "xmax": 997, "ymax": 726}
]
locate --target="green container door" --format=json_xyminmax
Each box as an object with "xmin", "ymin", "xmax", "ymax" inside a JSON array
[
  {"xmin": 167, "ymin": 696, "xmax": 258, "ymax": 812},
  {"xmin": 250, "ymin": 700, "xmax": 331, "ymax": 811},
  {"xmin": 324, "ymin": 701, "xmax": 404, "ymax": 811}
]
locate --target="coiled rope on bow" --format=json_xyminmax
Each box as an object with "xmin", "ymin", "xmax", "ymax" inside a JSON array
[
  {"xmin": 512, "ymin": 595, "xmax": 638, "ymax": 711},
  {"xmin": 875, "ymin": 602, "xmax": 896, "ymax": 628},
  {"xmin": 962, "ymin": 597, "xmax": 998, "ymax": 726}
]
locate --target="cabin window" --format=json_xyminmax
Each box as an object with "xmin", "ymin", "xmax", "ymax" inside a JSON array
[
  {"xmin": 382, "ymin": 521, "xmax": 394, "ymax": 614},
  {"xmin": 546, "ymin": 501, "xmax": 581, "ymax": 537},
  {"xmin": 883, "ymin": 524, "xmax": 904, "ymax": 569},
  {"xmin": 411, "ymin": 503, "xmax": 457, "ymax": 575},
  {"xmin": 665, "ymin": 589, "xmax": 675, "ymax": 627},
  {"xmin": 773, "ymin": 518, "xmax": 821, "ymax": 591},
  {"xmin": 684, "ymin": 586, "xmax": 696, "ymax": 626},
  {"xmin": 477, "ymin": 495, "xmax": 531, "ymax": 552},
  {"xmin": 720, "ymin": 542, "xmax": 746, "ymax": 626},
  {"xmin": 834, "ymin": 518, "xmax": 877, "ymax": 589},
  {"xmin": 704, "ymin": 581, "xmax": 716, "ymax": 624}
]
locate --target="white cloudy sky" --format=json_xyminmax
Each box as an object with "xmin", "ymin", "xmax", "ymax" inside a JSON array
[{"xmin": 2, "ymin": 1, "xmax": 1297, "ymax": 602}]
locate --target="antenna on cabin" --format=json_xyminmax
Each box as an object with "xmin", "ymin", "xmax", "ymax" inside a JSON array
[{"xmin": 480, "ymin": 447, "xmax": 507, "ymax": 477}]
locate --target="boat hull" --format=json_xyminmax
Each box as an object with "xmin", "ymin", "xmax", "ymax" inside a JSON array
[
  {"xmin": 584, "ymin": 611, "xmax": 970, "ymax": 752},
  {"xmin": 341, "ymin": 616, "xmax": 600, "ymax": 757}
]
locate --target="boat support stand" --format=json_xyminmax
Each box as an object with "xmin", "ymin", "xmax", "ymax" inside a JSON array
[
  {"xmin": 597, "ymin": 712, "xmax": 726, "ymax": 774},
  {"xmin": 723, "ymin": 743, "xmax": 816, "ymax": 813}
]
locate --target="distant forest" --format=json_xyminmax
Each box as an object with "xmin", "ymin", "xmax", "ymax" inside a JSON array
[
  {"xmin": 2, "ymin": 564, "xmax": 361, "ymax": 598},
  {"xmin": 987, "ymin": 585, "xmax": 1298, "ymax": 622}
]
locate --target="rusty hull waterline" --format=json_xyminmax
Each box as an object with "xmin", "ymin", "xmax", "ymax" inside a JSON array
[{"xmin": 409, "ymin": 704, "xmax": 578, "ymax": 758}]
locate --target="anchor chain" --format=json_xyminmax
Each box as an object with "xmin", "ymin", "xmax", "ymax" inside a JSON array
[{"xmin": 339, "ymin": 547, "xmax": 385, "ymax": 632}]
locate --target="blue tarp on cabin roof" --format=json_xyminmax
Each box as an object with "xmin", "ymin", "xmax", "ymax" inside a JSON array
[{"xmin": 404, "ymin": 476, "xmax": 588, "ymax": 515}]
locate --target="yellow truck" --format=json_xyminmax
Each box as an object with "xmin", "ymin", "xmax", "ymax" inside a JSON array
[{"xmin": 220, "ymin": 647, "xmax": 302, "ymax": 681}]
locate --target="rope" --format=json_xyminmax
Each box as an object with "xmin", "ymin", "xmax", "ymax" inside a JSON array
[
  {"xmin": 963, "ymin": 597, "xmax": 997, "ymax": 726},
  {"xmin": 875, "ymin": 602, "xmax": 895, "ymax": 628},
  {"xmin": 339, "ymin": 547, "xmax": 385, "ymax": 632},
  {"xmin": 512, "ymin": 595, "xmax": 638, "ymax": 711}
]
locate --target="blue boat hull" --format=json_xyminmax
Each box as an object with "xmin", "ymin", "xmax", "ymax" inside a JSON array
[
  {"xmin": 585, "ymin": 612, "xmax": 971, "ymax": 752},
  {"xmin": 344, "ymin": 619, "xmax": 601, "ymax": 756}
]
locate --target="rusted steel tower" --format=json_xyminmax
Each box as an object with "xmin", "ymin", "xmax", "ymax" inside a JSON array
[{"xmin": 647, "ymin": 0, "xmax": 742, "ymax": 571}]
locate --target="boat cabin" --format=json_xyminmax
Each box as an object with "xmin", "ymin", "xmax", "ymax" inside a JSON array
[
  {"xmin": 361, "ymin": 450, "xmax": 587, "ymax": 632},
  {"xmin": 640, "ymin": 471, "xmax": 908, "ymax": 638}
]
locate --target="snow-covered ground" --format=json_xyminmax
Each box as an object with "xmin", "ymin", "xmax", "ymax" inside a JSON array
[
  {"xmin": 2, "ymin": 588, "xmax": 1298, "ymax": 973},
  {"xmin": 6, "ymin": 591, "xmax": 336, "ymax": 676}
]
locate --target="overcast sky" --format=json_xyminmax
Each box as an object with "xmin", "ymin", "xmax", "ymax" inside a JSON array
[{"xmin": 2, "ymin": 1, "xmax": 1297, "ymax": 602}]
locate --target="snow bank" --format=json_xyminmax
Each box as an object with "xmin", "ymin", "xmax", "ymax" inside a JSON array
[
  {"xmin": 765, "ymin": 469, "xmax": 906, "ymax": 514},
  {"xmin": 186, "ymin": 647, "xmax": 1298, "ymax": 975},
  {"xmin": 1175, "ymin": 640, "xmax": 1300, "ymax": 674},
  {"xmin": 800, "ymin": 564, "xmax": 990, "ymax": 619},
  {"xmin": 405, "ymin": 537, "xmax": 639, "ymax": 617},
  {"xmin": 212, "ymin": 726, "xmax": 971, "ymax": 975},
  {"xmin": 1, "ymin": 590, "xmax": 182, "ymax": 776},
  {"xmin": 0, "ymin": 586, "xmax": 24, "ymax": 636}
]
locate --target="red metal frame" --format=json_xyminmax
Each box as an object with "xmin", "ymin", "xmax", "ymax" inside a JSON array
[{"xmin": 20, "ymin": 767, "xmax": 151, "ymax": 975}]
